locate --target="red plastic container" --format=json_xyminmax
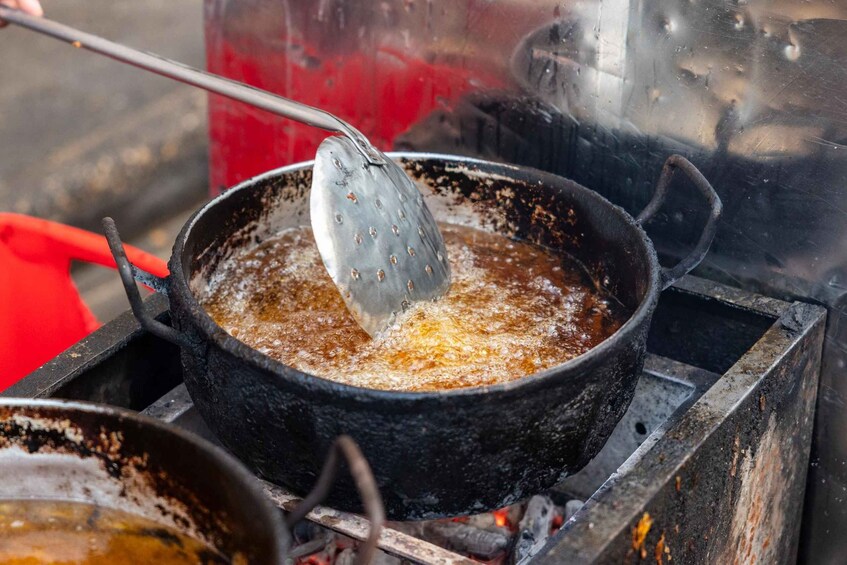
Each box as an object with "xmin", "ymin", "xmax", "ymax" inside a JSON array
[
  {"xmin": 205, "ymin": 42, "xmax": 500, "ymax": 194},
  {"xmin": 0, "ymin": 213, "xmax": 168, "ymax": 389}
]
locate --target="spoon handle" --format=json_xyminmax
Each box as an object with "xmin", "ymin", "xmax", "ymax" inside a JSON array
[{"xmin": 0, "ymin": 6, "xmax": 385, "ymax": 166}]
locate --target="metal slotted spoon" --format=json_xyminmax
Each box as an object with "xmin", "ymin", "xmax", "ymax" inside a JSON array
[
  {"xmin": 311, "ymin": 137, "xmax": 450, "ymax": 336},
  {"xmin": 0, "ymin": 6, "xmax": 451, "ymax": 337}
]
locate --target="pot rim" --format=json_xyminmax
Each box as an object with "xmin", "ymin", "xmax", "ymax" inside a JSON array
[
  {"xmin": 170, "ymin": 152, "xmax": 662, "ymax": 401},
  {"xmin": 0, "ymin": 398, "xmax": 290, "ymax": 562}
]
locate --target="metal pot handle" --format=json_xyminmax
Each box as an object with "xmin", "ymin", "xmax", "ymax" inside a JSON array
[
  {"xmin": 636, "ymin": 155, "xmax": 723, "ymax": 290},
  {"xmin": 102, "ymin": 217, "xmax": 194, "ymax": 350},
  {"xmin": 285, "ymin": 436, "xmax": 385, "ymax": 565}
]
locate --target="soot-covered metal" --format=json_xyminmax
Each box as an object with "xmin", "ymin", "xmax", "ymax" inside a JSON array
[
  {"xmin": 107, "ymin": 154, "xmax": 717, "ymax": 519},
  {"xmin": 0, "ymin": 400, "xmax": 288, "ymax": 564}
]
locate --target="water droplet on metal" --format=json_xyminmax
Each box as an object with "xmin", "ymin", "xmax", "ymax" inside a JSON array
[
  {"xmin": 377, "ymin": 269, "xmax": 385, "ymax": 282},
  {"xmin": 437, "ymin": 251, "xmax": 444, "ymax": 262},
  {"xmin": 784, "ymin": 43, "xmax": 800, "ymax": 62}
]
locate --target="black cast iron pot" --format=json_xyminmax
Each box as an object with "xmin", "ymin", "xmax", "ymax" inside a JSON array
[
  {"xmin": 0, "ymin": 399, "xmax": 288, "ymax": 563},
  {"xmin": 107, "ymin": 153, "xmax": 720, "ymax": 520}
]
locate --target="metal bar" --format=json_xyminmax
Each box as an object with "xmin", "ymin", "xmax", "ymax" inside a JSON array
[
  {"xmin": 538, "ymin": 300, "xmax": 826, "ymax": 563},
  {"xmin": 670, "ymin": 276, "xmax": 787, "ymax": 318},
  {"xmin": 0, "ymin": 6, "xmax": 385, "ymax": 166},
  {"xmin": 262, "ymin": 480, "xmax": 477, "ymax": 565}
]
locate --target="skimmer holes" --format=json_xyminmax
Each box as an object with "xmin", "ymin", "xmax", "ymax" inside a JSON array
[
  {"xmin": 390, "ymin": 255, "xmax": 398, "ymax": 265},
  {"xmin": 347, "ymin": 192, "xmax": 358, "ymax": 203},
  {"xmin": 351, "ymin": 268, "xmax": 360, "ymax": 280},
  {"xmin": 377, "ymin": 269, "xmax": 385, "ymax": 282},
  {"xmin": 353, "ymin": 232, "xmax": 363, "ymax": 245},
  {"xmin": 425, "ymin": 264, "xmax": 433, "ymax": 275},
  {"xmin": 407, "ymin": 246, "xmax": 416, "ymax": 257},
  {"xmin": 369, "ymin": 226, "xmax": 377, "ymax": 238},
  {"xmin": 407, "ymin": 280, "xmax": 415, "ymax": 292},
  {"xmin": 375, "ymin": 199, "xmax": 383, "ymax": 209},
  {"xmin": 391, "ymin": 224, "xmax": 400, "ymax": 236},
  {"xmin": 334, "ymin": 213, "xmax": 343, "ymax": 224}
]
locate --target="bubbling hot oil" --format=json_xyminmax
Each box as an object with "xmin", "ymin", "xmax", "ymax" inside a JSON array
[{"xmin": 201, "ymin": 224, "xmax": 628, "ymax": 392}]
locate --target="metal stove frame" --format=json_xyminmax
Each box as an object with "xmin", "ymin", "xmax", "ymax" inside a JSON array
[{"xmin": 5, "ymin": 276, "xmax": 825, "ymax": 564}]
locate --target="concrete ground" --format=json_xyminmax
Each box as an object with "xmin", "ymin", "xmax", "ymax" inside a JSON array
[{"xmin": 0, "ymin": 0, "xmax": 209, "ymax": 321}]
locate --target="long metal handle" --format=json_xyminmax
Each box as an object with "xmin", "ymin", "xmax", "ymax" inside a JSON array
[{"xmin": 0, "ymin": 6, "xmax": 385, "ymax": 166}]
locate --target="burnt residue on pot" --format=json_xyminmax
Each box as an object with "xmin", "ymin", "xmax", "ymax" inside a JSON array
[
  {"xmin": 165, "ymin": 154, "xmax": 672, "ymax": 519},
  {"xmin": 401, "ymin": 156, "xmax": 650, "ymax": 309},
  {"xmin": 189, "ymin": 167, "xmax": 314, "ymax": 288},
  {"xmin": 0, "ymin": 400, "xmax": 288, "ymax": 563}
]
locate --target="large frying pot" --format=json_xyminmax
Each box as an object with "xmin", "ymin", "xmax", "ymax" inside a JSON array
[
  {"xmin": 107, "ymin": 153, "xmax": 720, "ymax": 520},
  {"xmin": 0, "ymin": 399, "xmax": 288, "ymax": 563}
]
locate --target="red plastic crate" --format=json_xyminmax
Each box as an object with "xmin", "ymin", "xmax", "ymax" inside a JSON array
[{"xmin": 0, "ymin": 213, "xmax": 168, "ymax": 389}]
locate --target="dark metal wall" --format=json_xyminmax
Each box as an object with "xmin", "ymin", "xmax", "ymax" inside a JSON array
[{"xmin": 203, "ymin": 2, "xmax": 847, "ymax": 561}]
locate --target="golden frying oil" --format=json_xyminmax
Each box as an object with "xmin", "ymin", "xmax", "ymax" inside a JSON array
[
  {"xmin": 0, "ymin": 500, "xmax": 228, "ymax": 565},
  {"xmin": 201, "ymin": 224, "xmax": 628, "ymax": 391}
]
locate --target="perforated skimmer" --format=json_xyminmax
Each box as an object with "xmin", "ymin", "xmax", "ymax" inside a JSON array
[
  {"xmin": 311, "ymin": 137, "xmax": 451, "ymax": 337},
  {"xmin": 0, "ymin": 6, "xmax": 452, "ymax": 338}
]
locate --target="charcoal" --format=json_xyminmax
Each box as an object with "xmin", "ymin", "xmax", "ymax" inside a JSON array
[
  {"xmin": 335, "ymin": 548, "xmax": 356, "ymax": 565},
  {"xmin": 512, "ymin": 495, "xmax": 556, "ymax": 565},
  {"xmin": 565, "ymin": 499, "xmax": 584, "ymax": 522},
  {"xmin": 427, "ymin": 521, "xmax": 510, "ymax": 559},
  {"xmin": 466, "ymin": 513, "xmax": 497, "ymax": 530},
  {"xmin": 292, "ymin": 520, "xmax": 327, "ymax": 543},
  {"xmin": 286, "ymin": 535, "xmax": 330, "ymax": 559},
  {"xmin": 507, "ymin": 503, "xmax": 526, "ymax": 526}
]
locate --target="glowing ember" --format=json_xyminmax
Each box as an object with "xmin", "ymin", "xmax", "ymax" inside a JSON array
[
  {"xmin": 300, "ymin": 557, "xmax": 329, "ymax": 565},
  {"xmin": 493, "ymin": 509, "xmax": 510, "ymax": 529},
  {"xmin": 552, "ymin": 514, "xmax": 565, "ymax": 531}
]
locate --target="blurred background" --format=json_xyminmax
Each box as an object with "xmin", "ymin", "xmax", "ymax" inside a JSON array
[{"xmin": 0, "ymin": 0, "xmax": 206, "ymax": 319}]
